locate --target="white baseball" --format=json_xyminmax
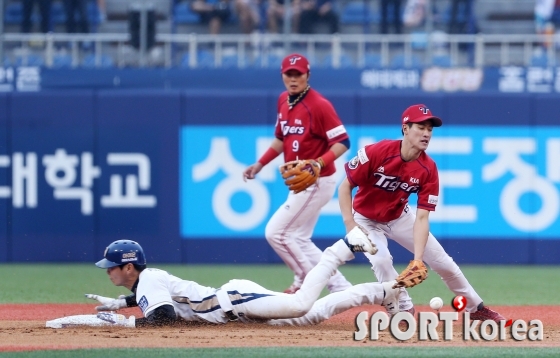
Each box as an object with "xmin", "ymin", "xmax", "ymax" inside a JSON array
[{"xmin": 430, "ymin": 297, "xmax": 444, "ymax": 310}]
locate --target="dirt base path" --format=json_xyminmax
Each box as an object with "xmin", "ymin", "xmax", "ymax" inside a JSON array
[{"xmin": 0, "ymin": 304, "xmax": 558, "ymax": 351}]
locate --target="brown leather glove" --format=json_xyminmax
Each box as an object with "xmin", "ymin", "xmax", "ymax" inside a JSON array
[
  {"xmin": 393, "ymin": 259, "xmax": 428, "ymax": 288},
  {"xmin": 279, "ymin": 160, "xmax": 321, "ymax": 194}
]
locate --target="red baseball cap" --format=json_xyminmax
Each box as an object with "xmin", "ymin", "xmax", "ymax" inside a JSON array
[
  {"xmin": 401, "ymin": 104, "xmax": 442, "ymax": 127},
  {"xmin": 281, "ymin": 53, "xmax": 310, "ymax": 74}
]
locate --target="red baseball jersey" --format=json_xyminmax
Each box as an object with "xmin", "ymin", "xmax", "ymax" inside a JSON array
[
  {"xmin": 344, "ymin": 139, "xmax": 439, "ymax": 222},
  {"xmin": 274, "ymin": 88, "xmax": 348, "ymax": 177}
]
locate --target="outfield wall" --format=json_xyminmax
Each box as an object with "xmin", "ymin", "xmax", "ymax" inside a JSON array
[{"xmin": 0, "ymin": 90, "xmax": 558, "ymax": 264}]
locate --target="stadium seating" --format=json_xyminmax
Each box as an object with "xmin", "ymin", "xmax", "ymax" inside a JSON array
[
  {"xmin": 220, "ymin": 54, "xmax": 239, "ymax": 68},
  {"xmin": 390, "ymin": 53, "xmax": 423, "ymax": 68},
  {"xmin": 340, "ymin": 1, "xmax": 375, "ymax": 25},
  {"xmin": 364, "ymin": 53, "xmax": 382, "ymax": 67},
  {"xmin": 5, "ymin": 0, "xmax": 101, "ymax": 31},
  {"xmin": 431, "ymin": 54, "xmax": 452, "ymax": 67},
  {"xmin": 181, "ymin": 50, "xmax": 216, "ymax": 68},
  {"xmin": 173, "ymin": 1, "xmax": 199, "ymax": 24},
  {"xmin": 4, "ymin": 2, "xmax": 25, "ymax": 25},
  {"xmin": 82, "ymin": 53, "xmax": 115, "ymax": 67},
  {"xmin": 319, "ymin": 53, "xmax": 355, "ymax": 68},
  {"xmin": 530, "ymin": 53, "xmax": 551, "ymax": 67},
  {"xmin": 252, "ymin": 53, "xmax": 283, "ymax": 68},
  {"xmin": 52, "ymin": 53, "xmax": 73, "ymax": 68},
  {"xmin": 12, "ymin": 53, "xmax": 45, "ymax": 67}
]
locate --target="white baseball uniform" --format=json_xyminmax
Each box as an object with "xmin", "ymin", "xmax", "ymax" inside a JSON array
[
  {"xmin": 269, "ymin": 281, "xmax": 386, "ymax": 326},
  {"xmin": 135, "ymin": 240, "xmax": 368, "ymax": 324},
  {"xmin": 266, "ymin": 88, "xmax": 351, "ymax": 293},
  {"xmin": 345, "ymin": 141, "xmax": 483, "ymax": 313}
]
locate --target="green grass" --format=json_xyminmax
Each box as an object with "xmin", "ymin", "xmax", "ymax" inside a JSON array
[
  {"xmin": 0, "ymin": 263, "xmax": 558, "ymax": 305},
  {"xmin": 1, "ymin": 347, "xmax": 560, "ymax": 358},
  {"xmin": 0, "ymin": 264, "xmax": 558, "ymax": 357}
]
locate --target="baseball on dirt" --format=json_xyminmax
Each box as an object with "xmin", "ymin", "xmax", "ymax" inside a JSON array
[{"xmin": 429, "ymin": 297, "xmax": 444, "ymax": 310}]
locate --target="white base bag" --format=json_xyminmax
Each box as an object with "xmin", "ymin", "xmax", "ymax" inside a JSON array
[{"xmin": 46, "ymin": 312, "xmax": 136, "ymax": 329}]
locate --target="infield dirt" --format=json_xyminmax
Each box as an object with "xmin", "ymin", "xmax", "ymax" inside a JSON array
[{"xmin": 0, "ymin": 304, "xmax": 558, "ymax": 351}]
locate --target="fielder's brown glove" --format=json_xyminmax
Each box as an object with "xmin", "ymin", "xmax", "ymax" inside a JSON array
[
  {"xmin": 393, "ymin": 259, "xmax": 428, "ymax": 288},
  {"xmin": 279, "ymin": 159, "xmax": 321, "ymax": 194}
]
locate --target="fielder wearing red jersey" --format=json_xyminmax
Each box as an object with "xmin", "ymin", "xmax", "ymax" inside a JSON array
[
  {"xmin": 338, "ymin": 104, "xmax": 506, "ymax": 322},
  {"xmin": 243, "ymin": 53, "xmax": 352, "ymax": 294}
]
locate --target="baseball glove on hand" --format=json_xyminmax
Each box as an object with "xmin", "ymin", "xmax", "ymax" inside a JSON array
[
  {"xmin": 279, "ymin": 160, "xmax": 321, "ymax": 193},
  {"xmin": 393, "ymin": 259, "xmax": 428, "ymax": 288}
]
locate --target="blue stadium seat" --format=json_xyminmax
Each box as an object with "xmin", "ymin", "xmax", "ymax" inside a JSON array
[
  {"xmin": 81, "ymin": 1, "xmax": 102, "ymax": 32},
  {"xmin": 390, "ymin": 54, "xmax": 423, "ymax": 68},
  {"xmin": 320, "ymin": 54, "xmax": 355, "ymax": 68},
  {"xmin": 410, "ymin": 31, "xmax": 428, "ymax": 50},
  {"xmin": 221, "ymin": 54, "xmax": 239, "ymax": 68},
  {"xmin": 181, "ymin": 50, "xmax": 215, "ymax": 68},
  {"xmin": 340, "ymin": 1, "xmax": 373, "ymax": 25},
  {"xmin": 50, "ymin": 1, "xmax": 67, "ymax": 25},
  {"xmin": 174, "ymin": 2, "xmax": 200, "ymax": 24},
  {"xmin": 439, "ymin": 2, "xmax": 469, "ymax": 26},
  {"xmin": 530, "ymin": 54, "xmax": 549, "ymax": 67},
  {"xmin": 52, "ymin": 54, "xmax": 73, "ymax": 68},
  {"xmin": 50, "ymin": 1, "xmax": 101, "ymax": 30},
  {"xmin": 253, "ymin": 53, "xmax": 283, "ymax": 68},
  {"xmin": 222, "ymin": 53, "xmax": 251, "ymax": 68},
  {"xmin": 13, "ymin": 54, "xmax": 44, "ymax": 67},
  {"xmin": 364, "ymin": 53, "xmax": 382, "ymax": 68},
  {"xmin": 432, "ymin": 54, "xmax": 452, "ymax": 67},
  {"xmin": 4, "ymin": 2, "xmax": 23, "ymax": 24},
  {"xmin": 82, "ymin": 54, "xmax": 114, "ymax": 67}
]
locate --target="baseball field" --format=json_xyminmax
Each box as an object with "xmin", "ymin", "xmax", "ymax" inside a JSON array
[{"xmin": 0, "ymin": 263, "xmax": 559, "ymax": 357}]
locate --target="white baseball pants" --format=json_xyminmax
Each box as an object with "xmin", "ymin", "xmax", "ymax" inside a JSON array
[
  {"xmin": 268, "ymin": 281, "xmax": 386, "ymax": 326},
  {"xmin": 355, "ymin": 207, "xmax": 483, "ymax": 313},
  {"xmin": 265, "ymin": 175, "xmax": 351, "ymax": 292}
]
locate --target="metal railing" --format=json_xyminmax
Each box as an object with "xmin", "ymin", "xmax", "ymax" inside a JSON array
[{"xmin": 1, "ymin": 32, "xmax": 558, "ymax": 68}]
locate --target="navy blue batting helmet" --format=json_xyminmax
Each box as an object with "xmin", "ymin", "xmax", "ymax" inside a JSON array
[{"xmin": 95, "ymin": 240, "xmax": 146, "ymax": 268}]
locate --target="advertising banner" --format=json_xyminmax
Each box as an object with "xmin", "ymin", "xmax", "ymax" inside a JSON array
[
  {"xmin": 181, "ymin": 125, "xmax": 560, "ymax": 240},
  {"xmin": 0, "ymin": 66, "xmax": 558, "ymax": 94}
]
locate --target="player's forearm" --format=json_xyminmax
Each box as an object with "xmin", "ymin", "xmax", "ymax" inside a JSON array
[
  {"xmin": 338, "ymin": 179, "xmax": 355, "ymax": 232},
  {"xmin": 270, "ymin": 138, "xmax": 284, "ymax": 153},
  {"xmin": 257, "ymin": 139, "xmax": 283, "ymax": 166},
  {"xmin": 329, "ymin": 142, "xmax": 348, "ymax": 159},
  {"xmin": 136, "ymin": 304, "xmax": 178, "ymax": 327},
  {"xmin": 317, "ymin": 142, "xmax": 348, "ymax": 168},
  {"xmin": 124, "ymin": 294, "xmax": 138, "ymax": 307},
  {"xmin": 412, "ymin": 213, "xmax": 430, "ymax": 261}
]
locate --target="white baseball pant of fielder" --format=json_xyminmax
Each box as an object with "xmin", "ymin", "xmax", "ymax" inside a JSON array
[
  {"xmin": 265, "ymin": 175, "xmax": 352, "ymax": 292},
  {"xmin": 356, "ymin": 207, "xmax": 484, "ymax": 313}
]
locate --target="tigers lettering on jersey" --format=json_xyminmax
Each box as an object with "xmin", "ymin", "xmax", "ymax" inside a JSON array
[
  {"xmin": 373, "ymin": 172, "xmax": 420, "ymax": 193},
  {"xmin": 280, "ymin": 120, "xmax": 305, "ymax": 136}
]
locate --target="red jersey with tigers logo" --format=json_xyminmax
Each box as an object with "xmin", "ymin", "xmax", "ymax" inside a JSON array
[
  {"xmin": 344, "ymin": 139, "xmax": 439, "ymax": 222},
  {"xmin": 274, "ymin": 88, "xmax": 348, "ymax": 177}
]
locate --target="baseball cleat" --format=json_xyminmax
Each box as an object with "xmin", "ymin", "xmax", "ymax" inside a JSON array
[
  {"xmin": 343, "ymin": 227, "xmax": 378, "ymax": 255},
  {"xmin": 381, "ymin": 281, "xmax": 400, "ymax": 316},
  {"xmin": 283, "ymin": 283, "xmax": 301, "ymax": 294},
  {"xmin": 470, "ymin": 305, "xmax": 506, "ymax": 323}
]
